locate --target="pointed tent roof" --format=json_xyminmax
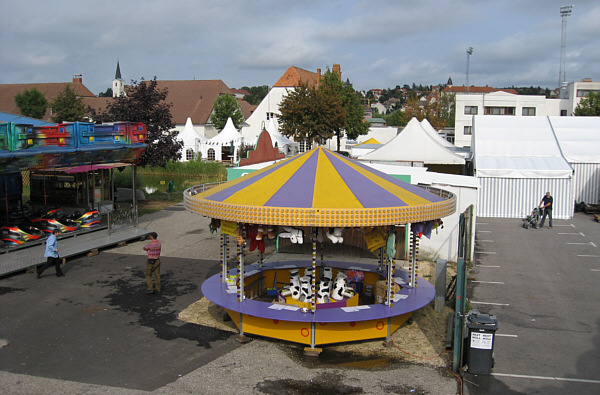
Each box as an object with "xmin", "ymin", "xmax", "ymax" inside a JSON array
[
  {"xmin": 420, "ymin": 119, "xmax": 454, "ymax": 148},
  {"xmin": 265, "ymin": 118, "xmax": 296, "ymax": 148},
  {"xmin": 207, "ymin": 117, "xmax": 243, "ymax": 145},
  {"xmin": 181, "ymin": 117, "xmax": 205, "ymax": 141},
  {"xmin": 360, "ymin": 137, "xmax": 380, "ymax": 145},
  {"xmin": 360, "ymin": 118, "xmax": 465, "ymax": 165},
  {"xmin": 184, "ymin": 147, "xmax": 456, "ymax": 227}
]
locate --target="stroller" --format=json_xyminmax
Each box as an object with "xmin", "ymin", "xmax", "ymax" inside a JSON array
[{"xmin": 523, "ymin": 207, "xmax": 541, "ymax": 229}]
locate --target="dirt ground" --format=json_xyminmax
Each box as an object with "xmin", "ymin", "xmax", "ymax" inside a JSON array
[{"xmin": 178, "ymin": 260, "xmax": 457, "ymax": 369}]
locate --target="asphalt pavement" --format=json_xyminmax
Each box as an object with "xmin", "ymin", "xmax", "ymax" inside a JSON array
[
  {"xmin": 5, "ymin": 203, "xmax": 596, "ymax": 394},
  {"xmin": 0, "ymin": 203, "xmax": 459, "ymax": 394},
  {"xmin": 464, "ymin": 212, "xmax": 600, "ymax": 394}
]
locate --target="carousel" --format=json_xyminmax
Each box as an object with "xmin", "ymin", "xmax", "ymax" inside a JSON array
[{"xmin": 184, "ymin": 147, "xmax": 456, "ymax": 352}]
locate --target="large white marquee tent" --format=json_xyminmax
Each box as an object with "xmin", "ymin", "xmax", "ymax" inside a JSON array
[
  {"xmin": 548, "ymin": 116, "xmax": 600, "ymax": 205},
  {"xmin": 472, "ymin": 115, "xmax": 574, "ymax": 219},
  {"xmin": 358, "ymin": 118, "xmax": 465, "ymax": 165}
]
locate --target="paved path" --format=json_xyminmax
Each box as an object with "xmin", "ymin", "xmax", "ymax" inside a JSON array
[
  {"xmin": 1, "ymin": 203, "xmax": 458, "ymax": 394},
  {"xmin": 464, "ymin": 213, "xmax": 600, "ymax": 394}
]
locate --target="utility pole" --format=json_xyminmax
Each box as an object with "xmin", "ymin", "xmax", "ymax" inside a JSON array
[
  {"xmin": 559, "ymin": 5, "xmax": 573, "ymax": 98},
  {"xmin": 466, "ymin": 47, "xmax": 473, "ymax": 93}
]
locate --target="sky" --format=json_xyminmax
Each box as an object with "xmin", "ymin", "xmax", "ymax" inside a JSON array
[{"xmin": 1, "ymin": 0, "xmax": 599, "ymax": 96}]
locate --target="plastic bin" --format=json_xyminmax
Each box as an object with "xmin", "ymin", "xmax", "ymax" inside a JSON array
[{"xmin": 466, "ymin": 310, "xmax": 498, "ymax": 374}]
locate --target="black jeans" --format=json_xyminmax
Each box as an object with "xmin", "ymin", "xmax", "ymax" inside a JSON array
[{"xmin": 38, "ymin": 257, "xmax": 63, "ymax": 277}]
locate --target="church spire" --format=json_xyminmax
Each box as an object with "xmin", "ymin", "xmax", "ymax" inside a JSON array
[
  {"xmin": 113, "ymin": 61, "xmax": 125, "ymax": 97},
  {"xmin": 115, "ymin": 61, "xmax": 122, "ymax": 79}
]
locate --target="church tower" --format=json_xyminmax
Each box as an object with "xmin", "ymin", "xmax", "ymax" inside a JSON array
[{"xmin": 112, "ymin": 61, "xmax": 125, "ymax": 97}]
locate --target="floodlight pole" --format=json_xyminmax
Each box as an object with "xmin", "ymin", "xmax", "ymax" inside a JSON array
[
  {"xmin": 559, "ymin": 5, "xmax": 573, "ymax": 98},
  {"xmin": 466, "ymin": 47, "xmax": 473, "ymax": 93}
]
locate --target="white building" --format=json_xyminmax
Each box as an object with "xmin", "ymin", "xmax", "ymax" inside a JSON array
[
  {"xmin": 454, "ymin": 91, "xmax": 561, "ymax": 148},
  {"xmin": 560, "ymin": 78, "xmax": 600, "ymax": 116},
  {"xmin": 453, "ymin": 78, "xmax": 600, "ymax": 148}
]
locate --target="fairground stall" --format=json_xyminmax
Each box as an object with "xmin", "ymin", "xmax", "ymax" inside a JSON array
[
  {"xmin": 0, "ymin": 120, "xmax": 148, "ymax": 276},
  {"xmin": 184, "ymin": 147, "xmax": 456, "ymax": 353}
]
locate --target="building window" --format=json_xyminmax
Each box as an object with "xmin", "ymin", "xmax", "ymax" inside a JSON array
[
  {"xmin": 484, "ymin": 106, "xmax": 515, "ymax": 115},
  {"xmin": 207, "ymin": 148, "xmax": 216, "ymax": 161},
  {"xmin": 464, "ymin": 126, "xmax": 472, "ymax": 135},
  {"xmin": 186, "ymin": 149, "xmax": 194, "ymax": 161},
  {"xmin": 576, "ymin": 89, "xmax": 599, "ymax": 97},
  {"xmin": 464, "ymin": 106, "xmax": 478, "ymax": 115},
  {"xmin": 561, "ymin": 110, "xmax": 568, "ymax": 116},
  {"xmin": 266, "ymin": 112, "xmax": 277, "ymax": 120},
  {"xmin": 522, "ymin": 107, "xmax": 536, "ymax": 116}
]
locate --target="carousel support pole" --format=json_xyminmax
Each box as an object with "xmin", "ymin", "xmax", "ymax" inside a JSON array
[
  {"xmin": 311, "ymin": 227, "xmax": 317, "ymax": 313},
  {"xmin": 303, "ymin": 322, "xmax": 322, "ymax": 356},
  {"xmin": 409, "ymin": 231, "xmax": 417, "ymax": 288},
  {"xmin": 220, "ymin": 234, "xmax": 229, "ymax": 282},
  {"xmin": 236, "ymin": 226, "xmax": 250, "ymax": 344},
  {"xmin": 414, "ymin": 233, "xmax": 419, "ymax": 288},
  {"xmin": 385, "ymin": 252, "xmax": 394, "ymax": 307}
]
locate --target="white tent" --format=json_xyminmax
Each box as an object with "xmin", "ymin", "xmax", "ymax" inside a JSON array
[
  {"xmin": 178, "ymin": 117, "xmax": 206, "ymax": 161},
  {"xmin": 264, "ymin": 118, "xmax": 298, "ymax": 155},
  {"xmin": 202, "ymin": 117, "xmax": 244, "ymax": 162},
  {"xmin": 359, "ymin": 118, "xmax": 465, "ymax": 165},
  {"xmin": 549, "ymin": 116, "xmax": 600, "ymax": 204},
  {"xmin": 472, "ymin": 115, "xmax": 573, "ymax": 219},
  {"xmin": 420, "ymin": 119, "xmax": 455, "ymax": 149}
]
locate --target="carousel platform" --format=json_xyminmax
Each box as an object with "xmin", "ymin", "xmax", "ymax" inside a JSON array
[
  {"xmin": 202, "ymin": 259, "xmax": 435, "ymax": 346},
  {"xmin": 0, "ymin": 226, "xmax": 151, "ymax": 276}
]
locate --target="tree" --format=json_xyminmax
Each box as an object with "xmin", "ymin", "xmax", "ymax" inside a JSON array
[
  {"xmin": 98, "ymin": 87, "xmax": 113, "ymax": 97},
  {"xmin": 210, "ymin": 93, "xmax": 245, "ymax": 130},
  {"xmin": 14, "ymin": 88, "xmax": 48, "ymax": 119},
  {"xmin": 316, "ymin": 70, "xmax": 347, "ymax": 151},
  {"xmin": 50, "ymin": 86, "xmax": 86, "ymax": 123},
  {"xmin": 241, "ymin": 85, "xmax": 269, "ymax": 105},
  {"xmin": 575, "ymin": 92, "xmax": 600, "ymax": 116},
  {"xmin": 278, "ymin": 81, "xmax": 334, "ymax": 146},
  {"xmin": 98, "ymin": 77, "xmax": 182, "ymax": 167},
  {"xmin": 279, "ymin": 69, "xmax": 368, "ymax": 152}
]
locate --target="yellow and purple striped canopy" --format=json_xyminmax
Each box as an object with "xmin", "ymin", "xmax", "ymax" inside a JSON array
[{"xmin": 184, "ymin": 147, "xmax": 455, "ymax": 227}]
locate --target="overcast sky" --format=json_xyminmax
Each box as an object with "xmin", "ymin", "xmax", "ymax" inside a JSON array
[{"xmin": 2, "ymin": 0, "xmax": 599, "ymax": 96}]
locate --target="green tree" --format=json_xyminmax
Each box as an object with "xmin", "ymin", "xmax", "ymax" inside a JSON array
[
  {"xmin": 98, "ymin": 87, "xmax": 113, "ymax": 97},
  {"xmin": 50, "ymin": 86, "xmax": 86, "ymax": 123},
  {"xmin": 575, "ymin": 92, "xmax": 600, "ymax": 116},
  {"xmin": 241, "ymin": 85, "xmax": 269, "ymax": 105},
  {"xmin": 14, "ymin": 88, "xmax": 48, "ymax": 119},
  {"xmin": 98, "ymin": 77, "xmax": 182, "ymax": 167},
  {"xmin": 317, "ymin": 70, "xmax": 347, "ymax": 151},
  {"xmin": 210, "ymin": 93, "xmax": 245, "ymax": 130},
  {"xmin": 278, "ymin": 81, "xmax": 334, "ymax": 146}
]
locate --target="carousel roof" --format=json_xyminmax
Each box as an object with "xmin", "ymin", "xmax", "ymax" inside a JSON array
[{"xmin": 184, "ymin": 147, "xmax": 455, "ymax": 227}]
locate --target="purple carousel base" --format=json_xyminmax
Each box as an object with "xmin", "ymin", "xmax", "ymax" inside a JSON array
[{"xmin": 202, "ymin": 260, "xmax": 435, "ymax": 323}]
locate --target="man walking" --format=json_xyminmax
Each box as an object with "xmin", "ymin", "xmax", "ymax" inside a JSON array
[
  {"xmin": 538, "ymin": 192, "xmax": 553, "ymax": 229},
  {"xmin": 37, "ymin": 229, "xmax": 64, "ymax": 278},
  {"xmin": 143, "ymin": 232, "xmax": 161, "ymax": 294}
]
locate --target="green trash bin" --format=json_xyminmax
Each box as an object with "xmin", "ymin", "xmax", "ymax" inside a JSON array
[
  {"xmin": 466, "ymin": 310, "xmax": 498, "ymax": 375},
  {"xmin": 167, "ymin": 181, "xmax": 175, "ymax": 192}
]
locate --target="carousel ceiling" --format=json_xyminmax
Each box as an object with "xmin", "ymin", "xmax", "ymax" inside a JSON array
[{"xmin": 184, "ymin": 147, "xmax": 456, "ymax": 227}]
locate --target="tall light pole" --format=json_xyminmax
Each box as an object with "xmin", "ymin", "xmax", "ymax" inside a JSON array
[
  {"xmin": 466, "ymin": 47, "xmax": 474, "ymax": 93},
  {"xmin": 559, "ymin": 5, "xmax": 573, "ymax": 98}
]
